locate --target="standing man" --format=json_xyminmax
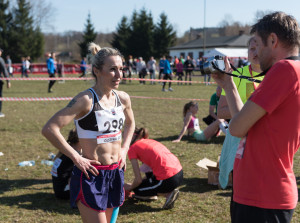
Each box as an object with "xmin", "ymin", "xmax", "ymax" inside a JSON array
[
  {"xmin": 79, "ymin": 57, "xmax": 87, "ymax": 78},
  {"xmin": 136, "ymin": 57, "xmax": 147, "ymax": 84},
  {"xmin": 158, "ymin": 56, "xmax": 166, "ymax": 83},
  {"xmin": 213, "ymin": 12, "xmax": 300, "ymax": 222},
  {"xmin": 162, "ymin": 56, "xmax": 173, "ymax": 92},
  {"xmin": 47, "ymin": 52, "xmax": 56, "ymax": 93},
  {"xmin": 0, "ymin": 49, "xmax": 11, "ymax": 117},
  {"xmin": 6, "ymin": 55, "xmax": 13, "ymax": 77},
  {"xmin": 183, "ymin": 55, "xmax": 194, "ymax": 85},
  {"xmin": 147, "ymin": 56, "xmax": 156, "ymax": 85}
]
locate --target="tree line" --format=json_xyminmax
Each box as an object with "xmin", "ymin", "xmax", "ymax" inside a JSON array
[
  {"xmin": 0, "ymin": 0, "xmax": 44, "ymax": 62},
  {"xmin": 110, "ymin": 9, "xmax": 177, "ymax": 61}
]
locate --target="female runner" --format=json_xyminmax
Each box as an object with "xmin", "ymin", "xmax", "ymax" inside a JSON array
[{"xmin": 42, "ymin": 42, "xmax": 135, "ymax": 223}]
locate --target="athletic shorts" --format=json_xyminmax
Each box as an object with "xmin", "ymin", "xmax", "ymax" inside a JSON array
[
  {"xmin": 231, "ymin": 201, "xmax": 294, "ymax": 223},
  {"xmin": 70, "ymin": 162, "xmax": 125, "ymax": 212},
  {"xmin": 133, "ymin": 169, "xmax": 183, "ymax": 196},
  {"xmin": 193, "ymin": 129, "xmax": 207, "ymax": 142}
]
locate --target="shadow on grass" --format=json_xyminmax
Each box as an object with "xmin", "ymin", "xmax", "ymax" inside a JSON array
[
  {"xmin": 0, "ymin": 179, "xmax": 52, "ymax": 194},
  {"xmin": 0, "ymin": 191, "xmax": 78, "ymax": 215},
  {"xmin": 119, "ymin": 199, "xmax": 162, "ymax": 215},
  {"xmin": 180, "ymin": 177, "xmax": 219, "ymax": 194},
  {"xmin": 154, "ymin": 135, "xmax": 225, "ymax": 145}
]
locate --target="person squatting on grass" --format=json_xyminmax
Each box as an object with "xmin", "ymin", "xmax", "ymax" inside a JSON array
[
  {"xmin": 42, "ymin": 42, "xmax": 135, "ymax": 223},
  {"xmin": 124, "ymin": 127, "xmax": 183, "ymax": 209},
  {"xmin": 172, "ymin": 101, "xmax": 227, "ymax": 143},
  {"xmin": 212, "ymin": 11, "xmax": 300, "ymax": 223},
  {"xmin": 51, "ymin": 129, "xmax": 82, "ymax": 200}
]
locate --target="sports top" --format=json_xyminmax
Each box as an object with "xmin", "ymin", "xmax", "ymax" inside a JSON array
[
  {"xmin": 74, "ymin": 88, "xmax": 125, "ymax": 144},
  {"xmin": 187, "ymin": 116, "xmax": 200, "ymax": 130}
]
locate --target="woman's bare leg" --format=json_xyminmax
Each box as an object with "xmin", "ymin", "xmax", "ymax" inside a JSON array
[
  {"xmin": 203, "ymin": 119, "xmax": 222, "ymax": 139},
  {"xmin": 77, "ymin": 201, "xmax": 113, "ymax": 223}
]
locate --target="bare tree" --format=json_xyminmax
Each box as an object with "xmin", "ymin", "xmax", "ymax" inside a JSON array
[
  {"xmin": 29, "ymin": 0, "xmax": 56, "ymax": 31},
  {"xmin": 254, "ymin": 10, "xmax": 273, "ymax": 23}
]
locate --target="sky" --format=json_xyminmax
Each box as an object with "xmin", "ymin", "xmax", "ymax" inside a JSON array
[{"xmin": 44, "ymin": 0, "xmax": 300, "ymax": 36}]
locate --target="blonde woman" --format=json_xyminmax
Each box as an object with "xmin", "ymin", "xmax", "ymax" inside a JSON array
[{"xmin": 42, "ymin": 43, "xmax": 135, "ymax": 223}]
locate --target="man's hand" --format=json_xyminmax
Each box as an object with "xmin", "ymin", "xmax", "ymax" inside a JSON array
[{"xmin": 211, "ymin": 57, "xmax": 233, "ymax": 89}]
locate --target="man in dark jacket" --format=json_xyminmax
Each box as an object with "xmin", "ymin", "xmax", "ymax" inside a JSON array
[
  {"xmin": 183, "ymin": 56, "xmax": 194, "ymax": 85},
  {"xmin": 0, "ymin": 48, "xmax": 11, "ymax": 117}
]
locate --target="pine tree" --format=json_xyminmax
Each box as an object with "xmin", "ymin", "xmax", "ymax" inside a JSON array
[
  {"xmin": 111, "ymin": 16, "xmax": 131, "ymax": 58},
  {"xmin": 128, "ymin": 9, "xmax": 154, "ymax": 60},
  {"xmin": 9, "ymin": 0, "xmax": 44, "ymax": 62},
  {"xmin": 153, "ymin": 13, "xmax": 177, "ymax": 58},
  {"xmin": 0, "ymin": 0, "xmax": 12, "ymax": 54},
  {"xmin": 78, "ymin": 13, "xmax": 97, "ymax": 58}
]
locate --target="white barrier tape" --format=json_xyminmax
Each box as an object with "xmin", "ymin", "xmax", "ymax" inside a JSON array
[
  {"xmin": 0, "ymin": 96, "xmax": 209, "ymax": 102},
  {"xmin": 0, "ymin": 77, "xmax": 215, "ymax": 84}
]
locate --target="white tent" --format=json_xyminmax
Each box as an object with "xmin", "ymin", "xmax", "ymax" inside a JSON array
[{"xmin": 203, "ymin": 48, "xmax": 248, "ymax": 58}]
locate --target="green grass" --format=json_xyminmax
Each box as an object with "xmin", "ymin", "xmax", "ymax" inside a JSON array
[{"xmin": 0, "ymin": 74, "xmax": 299, "ymax": 223}]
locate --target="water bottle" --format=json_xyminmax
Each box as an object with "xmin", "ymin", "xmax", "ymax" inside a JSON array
[
  {"xmin": 41, "ymin": 160, "xmax": 54, "ymax": 166},
  {"xmin": 19, "ymin": 160, "xmax": 35, "ymax": 166},
  {"xmin": 48, "ymin": 152, "xmax": 56, "ymax": 160}
]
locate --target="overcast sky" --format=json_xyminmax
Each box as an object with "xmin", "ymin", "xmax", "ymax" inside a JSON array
[{"xmin": 43, "ymin": 0, "xmax": 300, "ymax": 36}]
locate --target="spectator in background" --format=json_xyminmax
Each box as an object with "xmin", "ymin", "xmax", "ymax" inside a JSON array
[
  {"xmin": 202, "ymin": 86, "xmax": 222, "ymax": 125},
  {"xmin": 26, "ymin": 56, "xmax": 32, "ymax": 74},
  {"xmin": 21, "ymin": 57, "xmax": 28, "ymax": 78},
  {"xmin": 79, "ymin": 57, "xmax": 87, "ymax": 78},
  {"xmin": 6, "ymin": 55, "xmax": 13, "ymax": 77},
  {"xmin": 173, "ymin": 56, "xmax": 179, "ymax": 74},
  {"xmin": 183, "ymin": 56, "xmax": 194, "ymax": 85},
  {"xmin": 162, "ymin": 56, "xmax": 173, "ymax": 92},
  {"xmin": 158, "ymin": 56, "xmax": 166, "ymax": 83},
  {"xmin": 47, "ymin": 52, "xmax": 56, "ymax": 93},
  {"xmin": 176, "ymin": 59, "xmax": 184, "ymax": 85},
  {"xmin": 147, "ymin": 56, "xmax": 156, "ymax": 85},
  {"xmin": 127, "ymin": 55, "xmax": 133, "ymax": 82},
  {"xmin": 0, "ymin": 48, "xmax": 11, "ymax": 118},
  {"xmin": 57, "ymin": 59, "xmax": 64, "ymax": 83},
  {"xmin": 136, "ymin": 57, "xmax": 147, "ymax": 84}
]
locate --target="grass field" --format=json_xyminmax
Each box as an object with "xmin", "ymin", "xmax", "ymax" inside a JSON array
[{"xmin": 0, "ymin": 73, "xmax": 299, "ymax": 223}]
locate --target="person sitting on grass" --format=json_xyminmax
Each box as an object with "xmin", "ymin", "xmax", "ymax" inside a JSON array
[
  {"xmin": 172, "ymin": 101, "xmax": 227, "ymax": 143},
  {"xmin": 124, "ymin": 127, "xmax": 183, "ymax": 209},
  {"xmin": 51, "ymin": 129, "xmax": 82, "ymax": 200}
]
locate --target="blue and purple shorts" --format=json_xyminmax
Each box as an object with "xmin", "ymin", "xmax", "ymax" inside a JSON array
[{"xmin": 70, "ymin": 162, "xmax": 125, "ymax": 212}]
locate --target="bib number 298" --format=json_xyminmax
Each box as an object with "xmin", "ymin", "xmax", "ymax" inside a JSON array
[{"xmin": 103, "ymin": 118, "xmax": 124, "ymax": 133}]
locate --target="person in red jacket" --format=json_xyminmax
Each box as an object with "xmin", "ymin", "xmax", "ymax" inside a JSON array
[{"xmin": 124, "ymin": 127, "xmax": 183, "ymax": 209}]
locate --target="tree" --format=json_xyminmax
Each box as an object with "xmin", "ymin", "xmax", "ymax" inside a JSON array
[
  {"xmin": 29, "ymin": 0, "xmax": 56, "ymax": 32},
  {"xmin": 9, "ymin": 0, "xmax": 44, "ymax": 62},
  {"xmin": 127, "ymin": 8, "xmax": 154, "ymax": 60},
  {"xmin": 0, "ymin": 0, "xmax": 13, "ymax": 54},
  {"xmin": 78, "ymin": 13, "xmax": 97, "ymax": 58},
  {"xmin": 111, "ymin": 16, "xmax": 131, "ymax": 58},
  {"xmin": 153, "ymin": 13, "xmax": 177, "ymax": 58}
]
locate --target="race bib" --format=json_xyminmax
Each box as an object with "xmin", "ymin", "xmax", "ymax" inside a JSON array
[
  {"xmin": 194, "ymin": 118, "xmax": 200, "ymax": 130},
  {"xmin": 97, "ymin": 131, "xmax": 122, "ymax": 144},
  {"xmin": 95, "ymin": 106, "xmax": 124, "ymax": 134}
]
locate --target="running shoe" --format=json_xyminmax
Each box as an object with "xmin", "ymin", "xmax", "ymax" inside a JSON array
[
  {"xmin": 163, "ymin": 188, "xmax": 179, "ymax": 209},
  {"xmin": 133, "ymin": 194, "xmax": 158, "ymax": 201}
]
